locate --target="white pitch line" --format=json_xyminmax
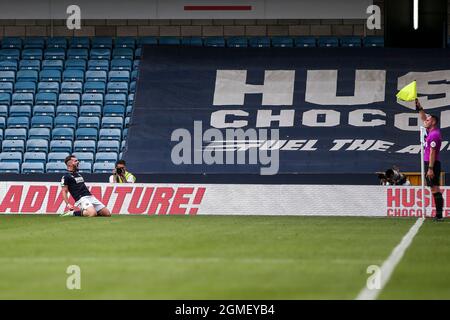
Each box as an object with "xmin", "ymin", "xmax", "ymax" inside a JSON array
[{"xmin": 355, "ymin": 218, "xmax": 424, "ymax": 300}]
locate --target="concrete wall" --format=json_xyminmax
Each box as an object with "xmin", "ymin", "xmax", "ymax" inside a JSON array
[{"xmin": 0, "ymin": 0, "xmax": 444, "ymax": 38}]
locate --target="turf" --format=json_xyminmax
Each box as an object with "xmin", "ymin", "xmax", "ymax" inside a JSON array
[{"xmin": 0, "ymin": 215, "xmax": 447, "ymax": 299}]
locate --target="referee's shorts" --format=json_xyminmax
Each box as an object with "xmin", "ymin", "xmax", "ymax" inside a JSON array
[{"xmin": 424, "ymin": 161, "xmax": 441, "ymax": 187}]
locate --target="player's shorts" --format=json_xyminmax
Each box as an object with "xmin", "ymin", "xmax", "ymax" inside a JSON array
[
  {"xmin": 75, "ymin": 195, "xmax": 106, "ymax": 213},
  {"xmin": 424, "ymin": 161, "xmax": 441, "ymax": 187}
]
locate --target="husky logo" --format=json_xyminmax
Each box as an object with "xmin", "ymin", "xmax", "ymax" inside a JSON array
[{"xmin": 75, "ymin": 177, "xmax": 84, "ymax": 184}]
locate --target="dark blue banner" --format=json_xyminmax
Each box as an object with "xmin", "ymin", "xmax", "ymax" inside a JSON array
[{"xmin": 126, "ymin": 47, "xmax": 450, "ymax": 174}]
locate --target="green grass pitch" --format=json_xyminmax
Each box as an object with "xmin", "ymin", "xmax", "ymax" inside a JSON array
[{"xmin": 0, "ymin": 215, "xmax": 448, "ymax": 299}]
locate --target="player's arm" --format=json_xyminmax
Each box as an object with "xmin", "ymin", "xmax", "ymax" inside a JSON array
[
  {"xmin": 415, "ymin": 99, "xmax": 426, "ymax": 122},
  {"xmin": 427, "ymin": 148, "xmax": 436, "ymax": 179},
  {"xmin": 61, "ymin": 185, "xmax": 74, "ymax": 210}
]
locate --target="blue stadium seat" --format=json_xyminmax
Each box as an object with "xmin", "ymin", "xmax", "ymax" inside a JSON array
[
  {"xmin": 108, "ymin": 71, "xmax": 130, "ymax": 82},
  {"xmin": 17, "ymin": 70, "xmax": 38, "ymax": 82},
  {"xmin": 137, "ymin": 36, "xmax": 157, "ymax": 47},
  {"xmin": 61, "ymin": 81, "xmax": 82, "ymax": 94},
  {"xmin": 112, "ymin": 48, "xmax": 134, "ymax": 60},
  {"xmin": 9, "ymin": 104, "xmax": 32, "ymax": 117},
  {"xmin": 47, "ymin": 152, "xmax": 70, "ymax": 163},
  {"xmin": 22, "ymin": 49, "xmax": 43, "ymax": 60},
  {"xmin": 15, "ymin": 81, "xmax": 36, "ymax": 94},
  {"xmin": 249, "ymin": 37, "xmax": 271, "ymax": 48},
  {"xmin": 4, "ymin": 128, "xmax": 27, "ymax": 141},
  {"xmin": 271, "ymin": 37, "xmax": 294, "ymax": 47},
  {"xmin": 363, "ymin": 36, "xmax": 384, "ymax": 47},
  {"xmin": 90, "ymin": 48, "xmax": 111, "ymax": 60},
  {"xmin": 24, "ymin": 37, "xmax": 45, "ymax": 49},
  {"xmin": 110, "ymin": 59, "xmax": 132, "ymax": 72},
  {"xmin": 28, "ymin": 127, "xmax": 51, "ymax": 140},
  {"xmin": 95, "ymin": 152, "xmax": 118, "ymax": 163},
  {"xmin": 294, "ymin": 36, "xmax": 317, "ymax": 47},
  {"xmin": 126, "ymin": 105, "xmax": 133, "ymax": 117},
  {"xmin": 204, "ymin": 37, "xmax": 226, "ymax": 47},
  {"xmin": 97, "ymin": 140, "xmax": 120, "ymax": 153},
  {"xmin": 39, "ymin": 70, "xmax": 61, "ymax": 82},
  {"xmin": 0, "ymin": 116, "xmax": 5, "ymax": 129},
  {"xmin": 19, "ymin": 59, "xmax": 40, "ymax": 71},
  {"xmin": 70, "ymin": 37, "xmax": 90, "ymax": 49},
  {"xmin": 50, "ymin": 140, "xmax": 72, "ymax": 153},
  {"xmin": 1, "ymin": 37, "xmax": 22, "ymax": 49},
  {"xmin": 12, "ymin": 93, "xmax": 33, "ymax": 105},
  {"xmin": 26, "ymin": 139, "xmax": 48, "ymax": 153},
  {"xmin": 0, "ymin": 151, "xmax": 22, "ymax": 163},
  {"xmin": 44, "ymin": 48, "xmax": 66, "ymax": 60},
  {"xmin": 92, "ymin": 37, "xmax": 113, "ymax": 49},
  {"xmin": 135, "ymin": 48, "xmax": 142, "ymax": 58},
  {"xmin": 0, "ymin": 82, "xmax": 13, "ymax": 94},
  {"xmin": 76, "ymin": 128, "xmax": 98, "ymax": 141},
  {"xmin": 127, "ymin": 94, "xmax": 134, "ymax": 105},
  {"xmin": 52, "ymin": 127, "xmax": 74, "ymax": 140},
  {"xmin": 35, "ymin": 92, "xmax": 57, "ymax": 105},
  {"xmin": 318, "ymin": 36, "xmax": 339, "ymax": 47},
  {"xmin": 340, "ymin": 36, "xmax": 362, "ymax": 47},
  {"xmin": 129, "ymin": 81, "xmax": 136, "ymax": 93},
  {"xmin": 8, "ymin": 116, "xmax": 29, "ymax": 129},
  {"xmin": 0, "ymin": 71, "xmax": 16, "ymax": 82},
  {"xmin": 99, "ymin": 128, "xmax": 121, "ymax": 141},
  {"xmin": 103, "ymin": 104, "xmax": 125, "ymax": 117},
  {"xmin": 37, "ymin": 81, "xmax": 59, "ymax": 94},
  {"xmin": 65, "ymin": 59, "xmax": 87, "ymax": 71},
  {"xmin": 115, "ymin": 37, "xmax": 136, "ymax": 49},
  {"xmin": 58, "ymin": 93, "xmax": 81, "ymax": 105},
  {"xmin": 33, "ymin": 105, "xmax": 55, "ymax": 117},
  {"xmin": 46, "ymin": 37, "xmax": 68, "ymax": 49},
  {"xmin": 46, "ymin": 162, "xmax": 66, "ymax": 173},
  {"xmin": 0, "ymin": 49, "xmax": 21, "ymax": 60},
  {"xmin": 31, "ymin": 116, "xmax": 53, "ymax": 129},
  {"xmin": 23, "ymin": 152, "xmax": 47, "ymax": 164},
  {"xmin": 2, "ymin": 139, "xmax": 25, "ymax": 152},
  {"xmin": 131, "ymin": 70, "xmax": 139, "ymax": 82},
  {"xmin": 85, "ymin": 70, "xmax": 107, "ymax": 82},
  {"xmin": 67, "ymin": 48, "xmax": 89, "ymax": 60},
  {"xmin": 0, "ymin": 93, "xmax": 11, "ymax": 105},
  {"xmin": 227, "ymin": 37, "xmax": 248, "ymax": 48},
  {"xmin": 56, "ymin": 105, "xmax": 78, "ymax": 117},
  {"xmin": 121, "ymin": 140, "xmax": 126, "ymax": 152},
  {"xmin": 132, "ymin": 60, "xmax": 140, "ymax": 70},
  {"xmin": 78, "ymin": 116, "xmax": 100, "ymax": 128},
  {"xmin": 74, "ymin": 140, "xmax": 96, "ymax": 153},
  {"xmin": 79, "ymin": 105, "xmax": 101, "ymax": 117},
  {"xmin": 63, "ymin": 69, "xmax": 84, "ymax": 82},
  {"xmin": 88, "ymin": 59, "xmax": 109, "ymax": 71},
  {"xmin": 93, "ymin": 162, "xmax": 114, "ymax": 173},
  {"xmin": 78, "ymin": 162, "xmax": 92, "ymax": 173},
  {"xmin": 124, "ymin": 116, "xmax": 130, "ymax": 128},
  {"xmin": 84, "ymin": 81, "xmax": 106, "ymax": 94},
  {"xmin": 102, "ymin": 117, "xmax": 123, "ymax": 129},
  {"xmin": 0, "ymin": 162, "xmax": 20, "ymax": 173},
  {"xmin": 21, "ymin": 162, "xmax": 45, "ymax": 173},
  {"xmin": 107, "ymin": 82, "xmax": 128, "ymax": 94},
  {"xmin": 73, "ymin": 152, "xmax": 94, "ymax": 164},
  {"xmin": 0, "ymin": 60, "xmax": 18, "ymax": 72},
  {"xmin": 159, "ymin": 37, "xmax": 181, "ymax": 46},
  {"xmin": 54, "ymin": 115, "xmax": 77, "ymax": 129},
  {"xmin": 0, "ymin": 105, "xmax": 7, "ymax": 117},
  {"xmin": 82, "ymin": 93, "xmax": 103, "ymax": 106},
  {"xmin": 105, "ymin": 93, "xmax": 126, "ymax": 106}
]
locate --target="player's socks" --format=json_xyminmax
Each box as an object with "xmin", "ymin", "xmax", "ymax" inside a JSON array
[
  {"xmin": 73, "ymin": 210, "xmax": 82, "ymax": 217},
  {"xmin": 433, "ymin": 192, "xmax": 443, "ymax": 219}
]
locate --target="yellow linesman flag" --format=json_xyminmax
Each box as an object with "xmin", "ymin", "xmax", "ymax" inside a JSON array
[{"xmin": 396, "ymin": 81, "xmax": 417, "ymax": 102}]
